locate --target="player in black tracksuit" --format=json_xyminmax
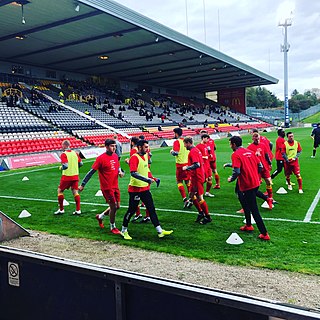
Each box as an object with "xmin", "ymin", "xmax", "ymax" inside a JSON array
[{"xmin": 311, "ymin": 123, "xmax": 320, "ymax": 158}]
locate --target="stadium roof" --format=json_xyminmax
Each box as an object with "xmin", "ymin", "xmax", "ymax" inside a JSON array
[{"xmin": 0, "ymin": 0, "xmax": 278, "ymax": 93}]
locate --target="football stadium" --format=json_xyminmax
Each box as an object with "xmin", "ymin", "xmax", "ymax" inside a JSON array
[{"xmin": 0, "ymin": 1, "xmax": 319, "ymax": 319}]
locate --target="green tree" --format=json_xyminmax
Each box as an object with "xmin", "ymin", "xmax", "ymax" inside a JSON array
[
  {"xmin": 289, "ymin": 90, "xmax": 319, "ymax": 112},
  {"xmin": 246, "ymin": 87, "xmax": 281, "ymax": 108}
]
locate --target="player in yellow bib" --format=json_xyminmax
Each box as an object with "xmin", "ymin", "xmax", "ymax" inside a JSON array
[
  {"xmin": 281, "ymin": 132, "xmax": 303, "ymax": 193},
  {"xmin": 120, "ymin": 139, "xmax": 173, "ymax": 240},
  {"xmin": 170, "ymin": 128, "xmax": 191, "ymax": 208},
  {"xmin": 55, "ymin": 140, "xmax": 83, "ymax": 215}
]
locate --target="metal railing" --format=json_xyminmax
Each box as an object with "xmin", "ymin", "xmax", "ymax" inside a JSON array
[
  {"xmin": 0, "ymin": 245, "xmax": 319, "ymax": 320},
  {"xmin": 247, "ymin": 104, "xmax": 320, "ymax": 125}
]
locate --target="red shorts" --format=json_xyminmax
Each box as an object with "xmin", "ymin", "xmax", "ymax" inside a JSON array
[
  {"xmin": 284, "ymin": 161, "xmax": 300, "ymax": 176},
  {"xmin": 204, "ymin": 166, "xmax": 213, "ymax": 180},
  {"xmin": 102, "ymin": 188, "xmax": 120, "ymax": 204},
  {"xmin": 209, "ymin": 161, "xmax": 216, "ymax": 171},
  {"xmin": 176, "ymin": 165, "xmax": 190, "ymax": 181},
  {"xmin": 59, "ymin": 179, "xmax": 79, "ymax": 191},
  {"xmin": 190, "ymin": 180, "xmax": 204, "ymax": 196},
  {"xmin": 260, "ymin": 167, "xmax": 271, "ymax": 179}
]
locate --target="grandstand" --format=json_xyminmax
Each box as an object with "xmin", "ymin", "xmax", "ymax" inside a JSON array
[
  {"xmin": 0, "ymin": 0, "xmax": 280, "ymax": 239},
  {"xmin": 0, "ymin": 77, "xmax": 273, "ymax": 157},
  {"xmin": 0, "ymin": 0, "xmax": 278, "ymax": 159}
]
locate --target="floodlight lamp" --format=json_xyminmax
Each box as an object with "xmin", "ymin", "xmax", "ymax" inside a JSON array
[
  {"xmin": 75, "ymin": 4, "xmax": 80, "ymax": 12},
  {"xmin": 277, "ymin": 1, "xmax": 294, "ymax": 26},
  {"xmin": 155, "ymin": 36, "xmax": 159, "ymax": 42},
  {"xmin": 278, "ymin": 18, "xmax": 292, "ymax": 27},
  {"xmin": 199, "ymin": 54, "xmax": 203, "ymax": 58},
  {"xmin": 21, "ymin": 4, "xmax": 25, "ymax": 24}
]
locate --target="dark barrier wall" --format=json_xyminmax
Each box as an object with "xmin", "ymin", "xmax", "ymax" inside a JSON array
[
  {"xmin": 218, "ymin": 88, "xmax": 246, "ymax": 114},
  {"xmin": 0, "ymin": 246, "xmax": 319, "ymax": 320}
]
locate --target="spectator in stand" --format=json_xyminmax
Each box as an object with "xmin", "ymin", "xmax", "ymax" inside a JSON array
[
  {"xmin": 48, "ymin": 104, "xmax": 57, "ymax": 113},
  {"xmin": 311, "ymin": 123, "xmax": 320, "ymax": 158},
  {"xmin": 54, "ymin": 140, "xmax": 83, "ymax": 216},
  {"xmin": 139, "ymin": 108, "xmax": 145, "ymax": 116},
  {"xmin": 84, "ymin": 108, "xmax": 91, "ymax": 116},
  {"xmin": 7, "ymin": 94, "xmax": 14, "ymax": 107},
  {"xmin": 158, "ymin": 125, "xmax": 163, "ymax": 131},
  {"xmin": 58, "ymin": 91, "xmax": 64, "ymax": 104},
  {"xmin": 79, "ymin": 139, "xmax": 124, "ymax": 235}
]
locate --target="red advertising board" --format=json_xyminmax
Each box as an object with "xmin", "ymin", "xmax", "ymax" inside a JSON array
[
  {"xmin": 8, "ymin": 153, "xmax": 60, "ymax": 169},
  {"xmin": 218, "ymin": 88, "xmax": 246, "ymax": 114}
]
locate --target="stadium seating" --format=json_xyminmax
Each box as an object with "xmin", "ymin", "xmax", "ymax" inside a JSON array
[
  {"xmin": 0, "ymin": 136, "xmax": 86, "ymax": 156},
  {"xmin": 0, "ymin": 78, "xmax": 274, "ymax": 158}
]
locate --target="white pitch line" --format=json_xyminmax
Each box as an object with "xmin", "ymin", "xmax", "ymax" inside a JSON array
[
  {"xmin": 0, "ymin": 166, "xmax": 60, "ymax": 177},
  {"xmin": 0, "ymin": 158, "xmax": 96, "ymax": 178},
  {"xmin": 0, "ymin": 195, "xmax": 319, "ymax": 225},
  {"xmin": 304, "ymin": 188, "xmax": 320, "ymax": 222}
]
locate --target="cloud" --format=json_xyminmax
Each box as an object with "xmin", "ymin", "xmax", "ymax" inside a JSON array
[{"xmin": 115, "ymin": 0, "xmax": 320, "ymax": 97}]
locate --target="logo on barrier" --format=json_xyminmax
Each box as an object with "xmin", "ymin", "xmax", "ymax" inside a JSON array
[
  {"xmin": 232, "ymin": 97, "xmax": 241, "ymax": 106},
  {"xmin": 8, "ymin": 262, "xmax": 20, "ymax": 287}
]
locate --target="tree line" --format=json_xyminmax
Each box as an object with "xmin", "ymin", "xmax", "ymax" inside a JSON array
[{"xmin": 246, "ymin": 87, "xmax": 320, "ymax": 113}]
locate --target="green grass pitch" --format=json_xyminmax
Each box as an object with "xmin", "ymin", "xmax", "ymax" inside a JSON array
[{"xmin": 0, "ymin": 127, "xmax": 319, "ymax": 274}]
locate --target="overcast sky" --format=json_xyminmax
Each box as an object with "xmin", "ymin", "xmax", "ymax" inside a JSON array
[{"xmin": 114, "ymin": 0, "xmax": 320, "ymax": 99}]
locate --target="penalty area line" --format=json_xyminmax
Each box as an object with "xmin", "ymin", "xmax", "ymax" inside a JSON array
[
  {"xmin": 304, "ymin": 188, "xmax": 320, "ymax": 222},
  {"xmin": 0, "ymin": 195, "xmax": 319, "ymax": 225}
]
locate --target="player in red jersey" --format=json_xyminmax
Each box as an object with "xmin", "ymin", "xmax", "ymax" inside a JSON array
[
  {"xmin": 125, "ymin": 136, "xmax": 139, "ymax": 164},
  {"xmin": 54, "ymin": 140, "xmax": 82, "ymax": 215},
  {"xmin": 171, "ymin": 128, "xmax": 191, "ymax": 207},
  {"xmin": 200, "ymin": 130, "xmax": 220, "ymax": 189},
  {"xmin": 282, "ymin": 132, "xmax": 303, "ymax": 193},
  {"xmin": 120, "ymin": 139, "xmax": 172, "ymax": 240},
  {"xmin": 248, "ymin": 132, "xmax": 273, "ymax": 209},
  {"xmin": 251, "ymin": 128, "xmax": 273, "ymax": 161},
  {"xmin": 183, "ymin": 136, "xmax": 211, "ymax": 225},
  {"xmin": 228, "ymin": 136, "xmax": 270, "ymax": 240},
  {"xmin": 125, "ymin": 137, "xmax": 149, "ymax": 222},
  {"xmin": 271, "ymin": 129, "xmax": 286, "ymax": 179},
  {"xmin": 196, "ymin": 133, "xmax": 214, "ymax": 197},
  {"xmin": 136, "ymin": 134, "xmax": 158, "ymax": 223},
  {"xmin": 79, "ymin": 139, "xmax": 124, "ymax": 235}
]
